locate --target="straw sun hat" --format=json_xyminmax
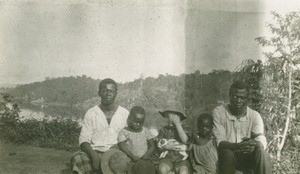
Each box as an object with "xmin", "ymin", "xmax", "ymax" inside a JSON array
[
  {"xmin": 101, "ymin": 149, "xmax": 130, "ymax": 174},
  {"xmin": 158, "ymin": 101, "xmax": 187, "ymax": 120}
]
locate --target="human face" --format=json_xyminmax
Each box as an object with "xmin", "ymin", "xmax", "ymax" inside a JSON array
[
  {"xmin": 129, "ymin": 114, "xmax": 145, "ymax": 131},
  {"xmin": 198, "ymin": 118, "xmax": 213, "ymax": 137},
  {"xmin": 229, "ymin": 88, "xmax": 248, "ymax": 112},
  {"xmin": 166, "ymin": 113, "xmax": 176, "ymax": 127},
  {"xmin": 99, "ymin": 83, "xmax": 117, "ymax": 106}
]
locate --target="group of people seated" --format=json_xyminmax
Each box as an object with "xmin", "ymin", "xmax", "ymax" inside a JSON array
[{"xmin": 70, "ymin": 78, "xmax": 271, "ymax": 174}]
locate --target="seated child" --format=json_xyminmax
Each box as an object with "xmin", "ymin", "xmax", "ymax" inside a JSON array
[
  {"xmin": 188, "ymin": 113, "xmax": 218, "ymax": 174},
  {"xmin": 118, "ymin": 106, "xmax": 156, "ymax": 174},
  {"xmin": 157, "ymin": 108, "xmax": 190, "ymax": 174}
]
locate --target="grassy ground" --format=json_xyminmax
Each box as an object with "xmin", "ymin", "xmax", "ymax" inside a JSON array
[{"xmin": 0, "ymin": 140, "xmax": 73, "ymax": 174}]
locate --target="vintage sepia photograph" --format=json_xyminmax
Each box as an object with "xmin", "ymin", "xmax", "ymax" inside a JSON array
[{"xmin": 0, "ymin": 0, "xmax": 299, "ymax": 173}]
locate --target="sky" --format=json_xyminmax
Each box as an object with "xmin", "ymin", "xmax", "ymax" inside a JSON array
[{"xmin": 0, "ymin": 0, "xmax": 299, "ymax": 86}]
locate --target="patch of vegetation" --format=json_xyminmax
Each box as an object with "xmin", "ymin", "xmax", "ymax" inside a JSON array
[
  {"xmin": 0, "ymin": 102, "xmax": 80, "ymax": 152},
  {"xmin": 235, "ymin": 11, "xmax": 300, "ymax": 173}
]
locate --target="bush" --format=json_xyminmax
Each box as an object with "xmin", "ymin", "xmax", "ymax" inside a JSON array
[
  {"xmin": 272, "ymin": 147, "xmax": 300, "ymax": 174},
  {"xmin": 0, "ymin": 104, "xmax": 80, "ymax": 151}
]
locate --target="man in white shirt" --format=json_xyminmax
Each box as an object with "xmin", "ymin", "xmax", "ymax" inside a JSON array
[
  {"xmin": 71, "ymin": 78, "xmax": 129, "ymax": 174},
  {"xmin": 213, "ymin": 81, "xmax": 271, "ymax": 174}
]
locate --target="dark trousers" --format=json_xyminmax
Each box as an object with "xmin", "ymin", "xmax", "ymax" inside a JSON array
[
  {"xmin": 131, "ymin": 160, "xmax": 156, "ymax": 174},
  {"xmin": 218, "ymin": 146, "xmax": 271, "ymax": 174}
]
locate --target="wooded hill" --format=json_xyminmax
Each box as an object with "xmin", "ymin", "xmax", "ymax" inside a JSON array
[{"xmin": 6, "ymin": 70, "xmax": 235, "ymax": 128}]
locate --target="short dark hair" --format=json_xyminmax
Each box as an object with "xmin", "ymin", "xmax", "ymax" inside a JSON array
[
  {"xmin": 98, "ymin": 78, "xmax": 118, "ymax": 91},
  {"xmin": 129, "ymin": 106, "xmax": 146, "ymax": 118},
  {"xmin": 197, "ymin": 113, "xmax": 213, "ymax": 126},
  {"xmin": 229, "ymin": 80, "xmax": 249, "ymax": 94}
]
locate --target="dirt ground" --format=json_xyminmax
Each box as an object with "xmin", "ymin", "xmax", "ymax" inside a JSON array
[{"xmin": 0, "ymin": 141, "xmax": 73, "ymax": 174}]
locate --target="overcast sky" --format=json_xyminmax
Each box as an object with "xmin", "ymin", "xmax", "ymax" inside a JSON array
[{"xmin": 0, "ymin": 0, "xmax": 299, "ymax": 86}]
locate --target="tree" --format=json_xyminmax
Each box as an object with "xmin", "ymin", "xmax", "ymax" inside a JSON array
[
  {"xmin": 235, "ymin": 59, "xmax": 264, "ymax": 112},
  {"xmin": 255, "ymin": 11, "xmax": 300, "ymax": 160}
]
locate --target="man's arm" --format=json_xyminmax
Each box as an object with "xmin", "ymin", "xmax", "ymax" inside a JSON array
[
  {"xmin": 80, "ymin": 142, "xmax": 101, "ymax": 171},
  {"xmin": 212, "ymin": 107, "xmax": 228, "ymax": 147},
  {"xmin": 218, "ymin": 141, "xmax": 240, "ymax": 150},
  {"xmin": 78, "ymin": 110, "xmax": 101, "ymax": 171},
  {"xmin": 219, "ymin": 140, "xmax": 257, "ymax": 154},
  {"xmin": 213, "ymin": 107, "xmax": 257, "ymax": 153},
  {"xmin": 251, "ymin": 112, "xmax": 268, "ymax": 149}
]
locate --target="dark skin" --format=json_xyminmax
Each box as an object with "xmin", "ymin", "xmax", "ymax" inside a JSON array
[
  {"xmin": 118, "ymin": 113, "xmax": 156, "ymax": 162},
  {"xmin": 80, "ymin": 83, "xmax": 118, "ymax": 172},
  {"xmin": 219, "ymin": 88, "xmax": 263, "ymax": 153},
  {"xmin": 98, "ymin": 83, "xmax": 119, "ymax": 123},
  {"xmin": 194, "ymin": 118, "xmax": 213, "ymax": 146}
]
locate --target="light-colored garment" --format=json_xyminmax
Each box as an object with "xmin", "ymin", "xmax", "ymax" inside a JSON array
[
  {"xmin": 212, "ymin": 104, "xmax": 267, "ymax": 149},
  {"xmin": 118, "ymin": 127, "xmax": 155, "ymax": 158},
  {"xmin": 190, "ymin": 139, "xmax": 218, "ymax": 174},
  {"xmin": 157, "ymin": 139, "xmax": 188, "ymax": 160},
  {"xmin": 79, "ymin": 105, "xmax": 129, "ymax": 152}
]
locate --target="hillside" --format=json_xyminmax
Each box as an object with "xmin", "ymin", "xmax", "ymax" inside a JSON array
[{"xmin": 5, "ymin": 70, "xmax": 234, "ymax": 127}]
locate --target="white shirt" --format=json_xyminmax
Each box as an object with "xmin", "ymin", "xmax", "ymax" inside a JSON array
[
  {"xmin": 79, "ymin": 105, "xmax": 129, "ymax": 152},
  {"xmin": 213, "ymin": 104, "xmax": 267, "ymax": 149}
]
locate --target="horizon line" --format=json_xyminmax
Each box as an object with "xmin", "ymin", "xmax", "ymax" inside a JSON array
[{"xmin": 0, "ymin": 68, "xmax": 234, "ymax": 88}]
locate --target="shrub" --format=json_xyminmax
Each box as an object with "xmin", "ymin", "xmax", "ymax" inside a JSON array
[{"xmin": 0, "ymin": 103, "xmax": 80, "ymax": 151}]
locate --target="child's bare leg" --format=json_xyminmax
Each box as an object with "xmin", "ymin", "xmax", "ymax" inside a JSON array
[
  {"xmin": 175, "ymin": 166, "xmax": 189, "ymax": 174},
  {"xmin": 158, "ymin": 163, "xmax": 172, "ymax": 174},
  {"xmin": 168, "ymin": 171, "xmax": 175, "ymax": 174}
]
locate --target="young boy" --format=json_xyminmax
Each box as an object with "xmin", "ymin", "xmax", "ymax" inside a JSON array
[
  {"xmin": 157, "ymin": 105, "xmax": 190, "ymax": 174},
  {"xmin": 118, "ymin": 106, "xmax": 156, "ymax": 174}
]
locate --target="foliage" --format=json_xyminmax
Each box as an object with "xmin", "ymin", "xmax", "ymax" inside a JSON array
[
  {"xmin": 236, "ymin": 11, "xmax": 300, "ymax": 173},
  {"xmin": 7, "ymin": 71, "xmax": 234, "ymax": 121},
  {"xmin": 235, "ymin": 59, "xmax": 264, "ymax": 112},
  {"xmin": 272, "ymin": 148, "xmax": 300, "ymax": 174},
  {"xmin": 255, "ymin": 11, "xmax": 300, "ymax": 160},
  {"xmin": 8, "ymin": 76, "xmax": 100, "ymax": 106},
  {"xmin": 1, "ymin": 70, "xmax": 235, "ymax": 151},
  {"xmin": 0, "ymin": 100, "xmax": 80, "ymax": 151}
]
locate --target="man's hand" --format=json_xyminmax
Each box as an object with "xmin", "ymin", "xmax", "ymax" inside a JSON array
[
  {"xmin": 237, "ymin": 139, "xmax": 259, "ymax": 154},
  {"xmin": 80, "ymin": 142, "xmax": 102, "ymax": 172},
  {"xmin": 91, "ymin": 154, "xmax": 101, "ymax": 171}
]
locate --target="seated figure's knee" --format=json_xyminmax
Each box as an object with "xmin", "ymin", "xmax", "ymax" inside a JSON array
[
  {"xmin": 133, "ymin": 160, "xmax": 155, "ymax": 174},
  {"xmin": 255, "ymin": 142, "xmax": 264, "ymax": 151},
  {"xmin": 252, "ymin": 143, "xmax": 267, "ymax": 157},
  {"xmin": 177, "ymin": 166, "xmax": 190, "ymax": 174},
  {"xmin": 158, "ymin": 163, "xmax": 171, "ymax": 174},
  {"xmin": 219, "ymin": 149, "xmax": 235, "ymax": 160}
]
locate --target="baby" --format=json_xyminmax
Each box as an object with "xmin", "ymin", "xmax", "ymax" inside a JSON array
[{"xmin": 157, "ymin": 139, "xmax": 188, "ymax": 160}]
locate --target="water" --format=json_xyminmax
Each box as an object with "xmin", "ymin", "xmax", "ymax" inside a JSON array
[
  {"xmin": 19, "ymin": 108, "xmax": 49, "ymax": 121},
  {"xmin": 18, "ymin": 107, "xmax": 81, "ymax": 123}
]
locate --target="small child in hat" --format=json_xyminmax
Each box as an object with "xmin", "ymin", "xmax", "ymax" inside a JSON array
[
  {"xmin": 157, "ymin": 102, "xmax": 190, "ymax": 174},
  {"xmin": 117, "ymin": 106, "xmax": 156, "ymax": 174}
]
